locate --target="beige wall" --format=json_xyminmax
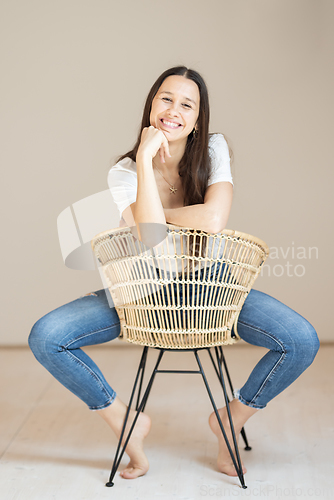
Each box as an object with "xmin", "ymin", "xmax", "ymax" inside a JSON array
[{"xmin": 1, "ymin": 0, "xmax": 333, "ymax": 345}]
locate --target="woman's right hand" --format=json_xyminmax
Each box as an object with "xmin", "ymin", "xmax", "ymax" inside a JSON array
[{"xmin": 137, "ymin": 126, "xmax": 171, "ymax": 164}]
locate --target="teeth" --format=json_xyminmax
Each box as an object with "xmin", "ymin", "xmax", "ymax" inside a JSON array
[{"xmin": 162, "ymin": 119, "xmax": 180, "ymax": 128}]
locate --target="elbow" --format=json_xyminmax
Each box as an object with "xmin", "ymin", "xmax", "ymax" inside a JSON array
[
  {"xmin": 205, "ymin": 213, "xmax": 227, "ymax": 234},
  {"xmin": 207, "ymin": 225, "xmax": 225, "ymax": 235},
  {"xmin": 135, "ymin": 222, "xmax": 168, "ymax": 247}
]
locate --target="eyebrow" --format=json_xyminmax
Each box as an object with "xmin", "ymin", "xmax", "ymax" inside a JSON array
[{"xmin": 158, "ymin": 91, "xmax": 197, "ymax": 106}]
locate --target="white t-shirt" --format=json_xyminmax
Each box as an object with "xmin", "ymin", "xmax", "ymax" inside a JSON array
[
  {"xmin": 108, "ymin": 133, "xmax": 233, "ymax": 220},
  {"xmin": 107, "ymin": 133, "xmax": 233, "ymax": 279}
]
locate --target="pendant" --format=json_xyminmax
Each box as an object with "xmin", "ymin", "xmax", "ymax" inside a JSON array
[{"xmin": 169, "ymin": 186, "xmax": 177, "ymax": 194}]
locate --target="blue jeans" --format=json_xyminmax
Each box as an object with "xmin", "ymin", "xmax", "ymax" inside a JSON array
[{"xmin": 28, "ymin": 288, "xmax": 319, "ymax": 410}]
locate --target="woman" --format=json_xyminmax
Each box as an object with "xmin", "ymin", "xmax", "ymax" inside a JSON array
[{"xmin": 29, "ymin": 66, "xmax": 319, "ymax": 480}]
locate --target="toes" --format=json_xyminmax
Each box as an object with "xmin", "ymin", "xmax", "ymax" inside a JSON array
[
  {"xmin": 120, "ymin": 467, "xmax": 134, "ymax": 479},
  {"xmin": 120, "ymin": 468, "xmax": 133, "ymax": 479},
  {"xmin": 120, "ymin": 466, "xmax": 145, "ymax": 479}
]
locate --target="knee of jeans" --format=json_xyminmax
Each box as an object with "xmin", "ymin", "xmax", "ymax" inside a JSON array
[
  {"xmin": 28, "ymin": 316, "xmax": 59, "ymax": 358},
  {"xmin": 308, "ymin": 324, "xmax": 320, "ymax": 361},
  {"xmin": 288, "ymin": 319, "xmax": 320, "ymax": 366},
  {"xmin": 28, "ymin": 319, "xmax": 45, "ymax": 356}
]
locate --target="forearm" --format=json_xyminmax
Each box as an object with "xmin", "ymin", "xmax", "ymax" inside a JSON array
[
  {"xmin": 134, "ymin": 154, "xmax": 167, "ymax": 245},
  {"xmin": 164, "ymin": 182, "xmax": 233, "ymax": 233},
  {"xmin": 135, "ymin": 154, "xmax": 166, "ymax": 225},
  {"xmin": 164, "ymin": 205, "xmax": 225, "ymax": 233}
]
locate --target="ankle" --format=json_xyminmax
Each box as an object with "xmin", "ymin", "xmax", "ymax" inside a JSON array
[
  {"xmin": 97, "ymin": 397, "xmax": 129, "ymax": 432},
  {"xmin": 231, "ymin": 399, "xmax": 258, "ymax": 422}
]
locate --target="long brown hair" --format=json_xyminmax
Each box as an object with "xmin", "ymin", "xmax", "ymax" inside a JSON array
[{"xmin": 116, "ymin": 66, "xmax": 211, "ymax": 207}]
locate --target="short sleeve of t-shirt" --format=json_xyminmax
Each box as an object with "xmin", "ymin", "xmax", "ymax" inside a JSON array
[
  {"xmin": 108, "ymin": 157, "xmax": 137, "ymax": 218},
  {"xmin": 108, "ymin": 133, "xmax": 233, "ymax": 218},
  {"xmin": 208, "ymin": 133, "xmax": 233, "ymax": 187}
]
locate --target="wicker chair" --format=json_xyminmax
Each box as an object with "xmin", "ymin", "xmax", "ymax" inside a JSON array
[{"xmin": 91, "ymin": 225, "xmax": 269, "ymax": 489}]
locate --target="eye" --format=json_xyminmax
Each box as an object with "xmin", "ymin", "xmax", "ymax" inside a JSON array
[
  {"xmin": 182, "ymin": 103, "xmax": 192, "ymax": 109},
  {"xmin": 162, "ymin": 97, "xmax": 172, "ymax": 102}
]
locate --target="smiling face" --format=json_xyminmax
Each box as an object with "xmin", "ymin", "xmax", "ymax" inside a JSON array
[{"xmin": 150, "ymin": 75, "xmax": 200, "ymax": 147}]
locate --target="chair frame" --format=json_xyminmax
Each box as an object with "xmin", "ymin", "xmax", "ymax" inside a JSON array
[{"xmin": 91, "ymin": 225, "xmax": 269, "ymax": 489}]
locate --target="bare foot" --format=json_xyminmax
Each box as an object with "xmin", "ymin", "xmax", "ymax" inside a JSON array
[
  {"xmin": 98, "ymin": 398, "xmax": 151, "ymax": 481},
  {"xmin": 209, "ymin": 405, "xmax": 246, "ymax": 477},
  {"xmin": 119, "ymin": 409, "xmax": 151, "ymax": 479}
]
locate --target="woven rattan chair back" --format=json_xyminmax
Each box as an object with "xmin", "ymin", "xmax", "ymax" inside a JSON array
[{"xmin": 91, "ymin": 225, "xmax": 269, "ymax": 349}]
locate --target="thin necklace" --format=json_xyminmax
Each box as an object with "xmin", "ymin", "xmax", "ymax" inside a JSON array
[{"xmin": 153, "ymin": 161, "xmax": 178, "ymax": 194}]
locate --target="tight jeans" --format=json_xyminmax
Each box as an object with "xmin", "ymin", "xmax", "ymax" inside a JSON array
[{"xmin": 28, "ymin": 286, "xmax": 319, "ymax": 411}]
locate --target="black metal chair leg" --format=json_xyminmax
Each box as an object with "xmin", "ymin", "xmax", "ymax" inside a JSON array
[
  {"xmin": 106, "ymin": 348, "xmax": 165, "ymax": 487},
  {"xmin": 194, "ymin": 349, "xmax": 247, "ymax": 489},
  {"xmin": 106, "ymin": 346, "xmax": 148, "ymax": 486},
  {"xmin": 208, "ymin": 347, "xmax": 251, "ymax": 451},
  {"xmin": 135, "ymin": 346, "xmax": 148, "ymax": 410},
  {"xmin": 240, "ymin": 428, "xmax": 251, "ymax": 450},
  {"xmin": 218, "ymin": 347, "xmax": 234, "ymax": 396},
  {"xmin": 218, "ymin": 346, "xmax": 252, "ymax": 451},
  {"xmin": 214, "ymin": 347, "xmax": 247, "ymax": 487},
  {"xmin": 139, "ymin": 348, "xmax": 163, "ymax": 413}
]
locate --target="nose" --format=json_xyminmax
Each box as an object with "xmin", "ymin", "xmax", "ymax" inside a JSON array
[{"xmin": 167, "ymin": 100, "xmax": 180, "ymax": 117}]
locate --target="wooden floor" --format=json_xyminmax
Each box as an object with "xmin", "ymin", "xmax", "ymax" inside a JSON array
[{"xmin": 0, "ymin": 344, "xmax": 333, "ymax": 500}]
